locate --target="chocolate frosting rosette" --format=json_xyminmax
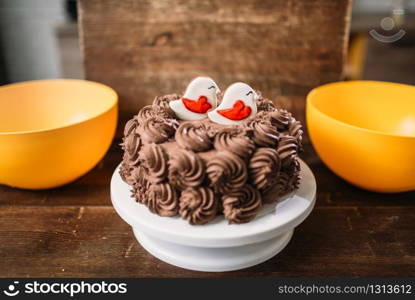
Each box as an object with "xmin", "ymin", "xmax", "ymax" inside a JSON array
[
  {"xmin": 136, "ymin": 105, "xmax": 154, "ymax": 120},
  {"xmin": 123, "ymin": 116, "xmax": 140, "ymax": 137},
  {"xmin": 255, "ymin": 92, "xmax": 276, "ymax": 112},
  {"xmin": 249, "ymin": 147, "xmax": 281, "ymax": 193},
  {"xmin": 276, "ymin": 159, "xmax": 301, "ymax": 196},
  {"xmin": 270, "ymin": 109, "xmax": 291, "ymax": 130},
  {"xmin": 152, "ymin": 94, "xmax": 180, "ymax": 113},
  {"xmin": 179, "ymin": 187, "xmax": 218, "ymax": 225},
  {"xmin": 137, "ymin": 103, "xmax": 176, "ymax": 121},
  {"xmin": 214, "ymin": 127, "xmax": 255, "ymax": 159},
  {"xmin": 139, "ymin": 143, "xmax": 168, "ymax": 184},
  {"xmin": 289, "ymin": 171, "xmax": 301, "ymax": 191},
  {"xmin": 246, "ymin": 118, "xmax": 279, "ymax": 147},
  {"xmin": 222, "ymin": 184, "xmax": 262, "ymax": 224},
  {"xmin": 206, "ymin": 151, "xmax": 248, "ymax": 194},
  {"xmin": 175, "ymin": 121, "xmax": 212, "ymax": 152},
  {"xmin": 140, "ymin": 117, "xmax": 178, "ymax": 144},
  {"xmin": 277, "ymin": 135, "xmax": 298, "ymax": 170},
  {"xmin": 288, "ymin": 118, "xmax": 303, "ymax": 148},
  {"xmin": 168, "ymin": 150, "xmax": 205, "ymax": 190},
  {"xmin": 147, "ymin": 183, "xmax": 178, "ymax": 217},
  {"xmin": 276, "ymin": 172, "xmax": 290, "ymax": 196},
  {"xmin": 130, "ymin": 166, "xmax": 151, "ymax": 204},
  {"xmin": 123, "ymin": 132, "xmax": 142, "ymax": 166},
  {"xmin": 119, "ymin": 119, "xmax": 141, "ymax": 181}
]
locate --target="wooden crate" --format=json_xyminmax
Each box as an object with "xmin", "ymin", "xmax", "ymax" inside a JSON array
[{"xmin": 78, "ymin": 0, "xmax": 351, "ymax": 136}]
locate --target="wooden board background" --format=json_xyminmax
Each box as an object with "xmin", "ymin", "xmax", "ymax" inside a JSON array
[{"xmin": 78, "ymin": 0, "xmax": 352, "ymax": 136}]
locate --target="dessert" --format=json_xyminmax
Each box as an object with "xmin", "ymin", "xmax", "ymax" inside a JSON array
[{"xmin": 120, "ymin": 78, "xmax": 303, "ymax": 225}]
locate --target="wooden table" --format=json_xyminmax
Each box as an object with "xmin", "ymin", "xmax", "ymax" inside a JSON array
[{"xmin": 1, "ymin": 139, "xmax": 414, "ymax": 278}]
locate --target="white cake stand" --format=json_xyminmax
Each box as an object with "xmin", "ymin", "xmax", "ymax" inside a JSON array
[{"xmin": 111, "ymin": 159, "xmax": 316, "ymax": 272}]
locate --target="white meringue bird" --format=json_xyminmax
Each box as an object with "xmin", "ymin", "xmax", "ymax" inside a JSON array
[
  {"xmin": 169, "ymin": 77, "xmax": 220, "ymax": 120},
  {"xmin": 208, "ymin": 82, "xmax": 258, "ymax": 125}
]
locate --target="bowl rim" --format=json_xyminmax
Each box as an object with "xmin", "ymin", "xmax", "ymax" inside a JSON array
[
  {"xmin": 0, "ymin": 78, "xmax": 118, "ymax": 136},
  {"xmin": 307, "ymin": 80, "xmax": 415, "ymax": 139}
]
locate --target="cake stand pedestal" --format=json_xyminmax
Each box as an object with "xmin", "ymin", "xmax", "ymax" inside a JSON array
[{"xmin": 111, "ymin": 159, "xmax": 316, "ymax": 272}]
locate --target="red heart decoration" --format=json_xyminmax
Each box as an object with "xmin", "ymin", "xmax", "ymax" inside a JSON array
[
  {"xmin": 182, "ymin": 96, "xmax": 212, "ymax": 114},
  {"xmin": 217, "ymin": 100, "xmax": 252, "ymax": 120}
]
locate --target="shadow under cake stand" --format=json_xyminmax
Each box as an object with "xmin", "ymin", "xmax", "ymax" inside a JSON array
[{"xmin": 111, "ymin": 159, "xmax": 316, "ymax": 272}]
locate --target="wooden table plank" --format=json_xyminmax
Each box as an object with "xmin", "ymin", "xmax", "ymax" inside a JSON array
[{"xmin": 0, "ymin": 205, "xmax": 414, "ymax": 277}]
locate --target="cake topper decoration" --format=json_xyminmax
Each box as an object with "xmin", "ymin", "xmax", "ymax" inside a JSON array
[
  {"xmin": 169, "ymin": 77, "xmax": 220, "ymax": 120},
  {"xmin": 208, "ymin": 82, "xmax": 258, "ymax": 125}
]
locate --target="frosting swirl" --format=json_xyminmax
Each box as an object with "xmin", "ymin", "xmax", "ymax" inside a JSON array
[
  {"xmin": 140, "ymin": 143, "xmax": 168, "ymax": 183},
  {"xmin": 254, "ymin": 110, "xmax": 272, "ymax": 122},
  {"xmin": 206, "ymin": 151, "xmax": 248, "ymax": 194},
  {"xmin": 179, "ymin": 187, "xmax": 217, "ymax": 225},
  {"xmin": 138, "ymin": 104, "xmax": 176, "ymax": 121},
  {"xmin": 256, "ymin": 94, "xmax": 276, "ymax": 112},
  {"xmin": 289, "ymin": 171, "xmax": 301, "ymax": 191},
  {"xmin": 175, "ymin": 121, "xmax": 212, "ymax": 152},
  {"xmin": 246, "ymin": 119, "xmax": 279, "ymax": 147},
  {"xmin": 123, "ymin": 117, "xmax": 139, "ymax": 136},
  {"xmin": 153, "ymin": 94, "xmax": 180, "ymax": 112},
  {"xmin": 276, "ymin": 170, "xmax": 300, "ymax": 196},
  {"xmin": 276, "ymin": 172, "xmax": 290, "ymax": 196},
  {"xmin": 119, "ymin": 161, "xmax": 132, "ymax": 184},
  {"xmin": 130, "ymin": 166, "xmax": 151, "ymax": 204},
  {"xmin": 249, "ymin": 147, "xmax": 281, "ymax": 192},
  {"xmin": 222, "ymin": 184, "xmax": 262, "ymax": 224},
  {"xmin": 123, "ymin": 132, "xmax": 142, "ymax": 166},
  {"xmin": 140, "ymin": 117, "xmax": 178, "ymax": 144},
  {"xmin": 137, "ymin": 105, "xmax": 154, "ymax": 120},
  {"xmin": 131, "ymin": 165, "xmax": 148, "ymax": 185},
  {"xmin": 168, "ymin": 150, "xmax": 205, "ymax": 190},
  {"xmin": 147, "ymin": 183, "xmax": 178, "ymax": 216},
  {"xmin": 286, "ymin": 156, "xmax": 301, "ymax": 176},
  {"xmin": 277, "ymin": 136, "xmax": 298, "ymax": 169},
  {"xmin": 214, "ymin": 127, "xmax": 255, "ymax": 158},
  {"xmin": 288, "ymin": 118, "xmax": 303, "ymax": 147},
  {"xmin": 270, "ymin": 109, "xmax": 291, "ymax": 130}
]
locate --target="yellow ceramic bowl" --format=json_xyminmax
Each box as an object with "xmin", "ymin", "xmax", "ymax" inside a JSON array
[
  {"xmin": 307, "ymin": 81, "xmax": 415, "ymax": 193},
  {"xmin": 0, "ymin": 79, "xmax": 117, "ymax": 189}
]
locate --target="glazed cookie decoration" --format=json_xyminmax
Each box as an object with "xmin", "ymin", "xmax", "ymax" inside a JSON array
[
  {"xmin": 208, "ymin": 82, "xmax": 258, "ymax": 125},
  {"xmin": 169, "ymin": 77, "xmax": 220, "ymax": 120}
]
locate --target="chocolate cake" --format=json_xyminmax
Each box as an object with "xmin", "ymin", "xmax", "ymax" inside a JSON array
[{"xmin": 120, "ymin": 80, "xmax": 303, "ymax": 225}]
